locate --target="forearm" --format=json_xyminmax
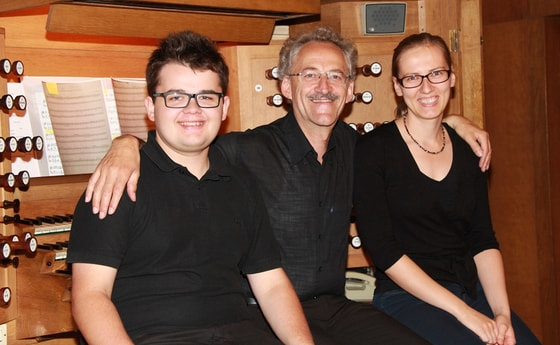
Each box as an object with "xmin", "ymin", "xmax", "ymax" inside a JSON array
[
  {"xmin": 386, "ymin": 255, "xmax": 502, "ymax": 343},
  {"xmin": 474, "ymin": 249, "xmax": 512, "ymax": 318},
  {"xmin": 385, "ymin": 255, "xmax": 472, "ymax": 318},
  {"xmin": 443, "ymin": 113, "xmax": 468, "ymax": 127},
  {"xmin": 249, "ymin": 269, "xmax": 314, "ymax": 345},
  {"xmin": 443, "ymin": 114, "xmax": 491, "ymax": 171},
  {"xmin": 73, "ymin": 293, "xmax": 134, "ymax": 345}
]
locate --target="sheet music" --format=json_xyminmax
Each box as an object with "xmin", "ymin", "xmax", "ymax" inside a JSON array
[
  {"xmin": 8, "ymin": 76, "xmax": 131, "ymax": 176},
  {"xmin": 112, "ymin": 78, "xmax": 154, "ymax": 142},
  {"xmin": 42, "ymin": 79, "xmax": 121, "ymax": 175}
]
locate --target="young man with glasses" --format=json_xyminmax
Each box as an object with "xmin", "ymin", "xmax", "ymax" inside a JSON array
[
  {"xmin": 84, "ymin": 27, "xmax": 491, "ymax": 344},
  {"xmin": 67, "ymin": 30, "xmax": 314, "ymax": 345}
]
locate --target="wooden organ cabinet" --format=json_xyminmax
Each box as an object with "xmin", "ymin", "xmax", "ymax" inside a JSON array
[{"xmin": 11, "ymin": 0, "xmax": 558, "ymax": 344}]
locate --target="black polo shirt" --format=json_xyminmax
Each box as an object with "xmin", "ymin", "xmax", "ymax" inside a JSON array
[{"xmin": 67, "ymin": 130, "xmax": 281, "ymax": 339}]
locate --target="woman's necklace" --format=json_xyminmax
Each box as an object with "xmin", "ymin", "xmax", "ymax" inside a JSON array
[{"xmin": 403, "ymin": 115, "xmax": 446, "ymax": 155}]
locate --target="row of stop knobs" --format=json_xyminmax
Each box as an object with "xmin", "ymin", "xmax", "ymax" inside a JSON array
[
  {"xmin": 0, "ymin": 136, "xmax": 43, "ymax": 154},
  {"xmin": 1, "ymin": 59, "xmax": 26, "ymax": 117},
  {"xmin": 0, "ymin": 230, "xmax": 38, "ymax": 306},
  {"xmin": 265, "ymin": 62, "xmax": 381, "ymax": 107},
  {"xmin": 265, "ymin": 62, "xmax": 383, "ymax": 80},
  {"xmin": 1, "ymin": 57, "xmax": 34, "ymax": 307},
  {"xmin": 0, "ymin": 171, "xmax": 30, "ymax": 191},
  {"xmin": 267, "ymin": 91, "xmax": 374, "ymax": 107}
]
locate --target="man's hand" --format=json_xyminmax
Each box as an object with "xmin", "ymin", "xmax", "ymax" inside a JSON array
[
  {"xmin": 85, "ymin": 135, "xmax": 142, "ymax": 219},
  {"xmin": 444, "ymin": 115, "xmax": 492, "ymax": 171}
]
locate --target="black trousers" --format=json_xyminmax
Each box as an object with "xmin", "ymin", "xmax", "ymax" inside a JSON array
[
  {"xmin": 248, "ymin": 294, "xmax": 432, "ymax": 345},
  {"xmin": 130, "ymin": 320, "xmax": 282, "ymax": 345}
]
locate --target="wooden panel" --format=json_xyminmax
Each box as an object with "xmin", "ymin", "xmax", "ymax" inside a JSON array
[
  {"xmin": 14, "ymin": 175, "xmax": 87, "ymax": 218},
  {"xmin": 222, "ymin": 43, "xmax": 286, "ymax": 131},
  {"xmin": 123, "ymin": 0, "xmax": 320, "ymax": 14},
  {"xmin": 7, "ymin": 320, "xmax": 78, "ymax": 345},
  {"xmin": 483, "ymin": 18, "xmax": 553, "ymax": 344},
  {"xmin": 0, "ymin": 0, "xmax": 56, "ymax": 13},
  {"xmin": 482, "ymin": 0, "xmax": 528, "ymax": 25},
  {"xmin": 47, "ymin": 3, "xmax": 277, "ymax": 43},
  {"xmin": 458, "ymin": 0, "xmax": 484, "ymax": 127},
  {"xmin": 16, "ymin": 242, "xmax": 75, "ymax": 340},
  {"xmin": 1, "ymin": 0, "xmax": 320, "ymax": 17},
  {"xmin": 0, "ymin": 7, "xmax": 156, "ymax": 77},
  {"xmin": 545, "ymin": 17, "xmax": 560, "ymax": 344}
]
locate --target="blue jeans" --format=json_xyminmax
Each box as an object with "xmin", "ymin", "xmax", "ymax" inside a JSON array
[{"xmin": 373, "ymin": 282, "xmax": 541, "ymax": 345}]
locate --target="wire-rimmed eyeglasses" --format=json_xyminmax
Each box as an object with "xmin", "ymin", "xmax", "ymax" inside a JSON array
[
  {"xmin": 287, "ymin": 68, "xmax": 351, "ymax": 85},
  {"xmin": 397, "ymin": 69, "xmax": 451, "ymax": 89},
  {"xmin": 152, "ymin": 91, "xmax": 224, "ymax": 109}
]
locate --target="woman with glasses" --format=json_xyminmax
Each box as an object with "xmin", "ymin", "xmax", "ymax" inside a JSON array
[{"xmin": 353, "ymin": 33, "xmax": 541, "ymax": 345}]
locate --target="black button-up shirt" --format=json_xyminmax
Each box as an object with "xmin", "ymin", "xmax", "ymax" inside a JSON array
[{"xmin": 215, "ymin": 111, "xmax": 357, "ymax": 300}]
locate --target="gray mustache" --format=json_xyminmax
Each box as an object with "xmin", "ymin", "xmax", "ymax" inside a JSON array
[{"xmin": 307, "ymin": 93, "xmax": 339, "ymax": 101}]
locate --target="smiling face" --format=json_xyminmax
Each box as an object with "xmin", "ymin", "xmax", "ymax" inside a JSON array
[
  {"xmin": 146, "ymin": 62, "xmax": 229, "ymax": 164},
  {"xmin": 281, "ymin": 41, "xmax": 355, "ymax": 135},
  {"xmin": 392, "ymin": 44, "xmax": 456, "ymax": 120}
]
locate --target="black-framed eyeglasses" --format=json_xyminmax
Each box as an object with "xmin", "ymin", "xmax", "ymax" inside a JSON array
[
  {"xmin": 152, "ymin": 91, "xmax": 224, "ymax": 109},
  {"xmin": 287, "ymin": 68, "xmax": 350, "ymax": 85},
  {"xmin": 397, "ymin": 69, "xmax": 451, "ymax": 89}
]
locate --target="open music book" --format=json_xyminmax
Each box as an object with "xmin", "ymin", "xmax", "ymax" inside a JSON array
[{"xmin": 7, "ymin": 77, "xmax": 153, "ymax": 177}]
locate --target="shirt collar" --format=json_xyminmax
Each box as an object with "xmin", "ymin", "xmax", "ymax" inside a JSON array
[
  {"xmin": 143, "ymin": 130, "xmax": 230, "ymax": 181},
  {"xmin": 281, "ymin": 110, "xmax": 340, "ymax": 164}
]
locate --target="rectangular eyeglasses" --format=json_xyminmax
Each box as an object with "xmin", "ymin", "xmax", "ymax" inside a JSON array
[{"xmin": 152, "ymin": 91, "xmax": 223, "ymax": 108}]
